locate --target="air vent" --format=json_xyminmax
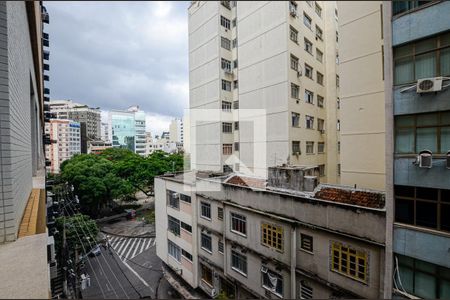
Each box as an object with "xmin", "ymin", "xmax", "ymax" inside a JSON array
[{"xmin": 417, "ymin": 77, "xmax": 443, "ymax": 93}]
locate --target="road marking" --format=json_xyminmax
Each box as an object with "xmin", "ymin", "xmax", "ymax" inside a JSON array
[
  {"xmin": 151, "ymin": 239, "xmax": 156, "ymax": 247},
  {"xmin": 144, "ymin": 238, "xmax": 152, "ymax": 250},
  {"xmin": 118, "ymin": 238, "xmax": 132, "ymax": 256},
  {"xmin": 106, "ymin": 283, "xmax": 111, "ymax": 291},
  {"xmin": 122, "ymin": 259, "xmax": 154, "ymax": 293},
  {"xmin": 131, "ymin": 238, "xmax": 143, "ymax": 259},
  {"xmin": 124, "ymin": 239, "xmax": 138, "ymax": 259},
  {"xmin": 139, "ymin": 238, "xmax": 146, "ymax": 254}
]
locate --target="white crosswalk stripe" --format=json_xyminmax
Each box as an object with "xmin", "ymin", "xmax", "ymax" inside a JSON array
[{"xmin": 108, "ymin": 236, "xmax": 155, "ymax": 261}]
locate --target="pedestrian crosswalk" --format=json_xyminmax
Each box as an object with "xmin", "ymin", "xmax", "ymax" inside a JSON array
[{"xmin": 109, "ymin": 236, "xmax": 156, "ymax": 261}]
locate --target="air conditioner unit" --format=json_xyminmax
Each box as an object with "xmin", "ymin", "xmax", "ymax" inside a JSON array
[
  {"xmin": 297, "ymin": 71, "xmax": 302, "ymax": 77},
  {"xmin": 417, "ymin": 77, "xmax": 443, "ymax": 93},
  {"xmin": 173, "ymin": 192, "xmax": 179, "ymax": 198},
  {"xmin": 418, "ymin": 150, "xmax": 432, "ymax": 168},
  {"xmin": 446, "ymin": 151, "xmax": 450, "ymax": 169}
]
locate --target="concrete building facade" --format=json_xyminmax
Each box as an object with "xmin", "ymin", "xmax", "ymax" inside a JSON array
[
  {"xmin": 170, "ymin": 117, "xmax": 184, "ymax": 145},
  {"xmin": 45, "ymin": 119, "xmax": 81, "ymax": 173},
  {"xmin": 155, "ymin": 169, "xmax": 388, "ymax": 299},
  {"xmin": 189, "ymin": 1, "xmax": 340, "ymax": 181}
]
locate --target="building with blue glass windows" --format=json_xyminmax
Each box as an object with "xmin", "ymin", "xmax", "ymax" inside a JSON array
[{"xmin": 109, "ymin": 106, "xmax": 146, "ymax": 155}]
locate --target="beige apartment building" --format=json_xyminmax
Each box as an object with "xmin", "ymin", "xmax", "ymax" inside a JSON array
[
  {"xmin": 189, "ymin": 1, "xmax": 340, "ymax": 182},
  {"xmin": 45, "ymin": 119, "xmax": 81, "ymax": 173}
]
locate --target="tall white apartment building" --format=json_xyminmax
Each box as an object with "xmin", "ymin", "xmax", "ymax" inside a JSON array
[
  {"xmin": 45, "ymin": 119, "xmax": 81, "ymax": 173},
  {"xmin": 169, "ymin": 118, "xmax": 184, "ymax": 145},
  {"xmin": 189, "ymin": 1, "xmax": 340, "ymax": 182}
]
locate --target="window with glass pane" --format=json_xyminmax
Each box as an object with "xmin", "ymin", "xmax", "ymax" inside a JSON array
[
  {"xmin": 222, "ymin": 122, "xmax": 233, "ymax": 133},
  {"xmin": 394, "ymin": 33, "xmax": 450, "ymax": 85},
  {"xmin": 262, "ymin": 269, "xmax": 283, "ymax": 296},
  {"xmin": 167, "ymin": 190, "xmax": 179, "ymax": 209},
  {"xmin": 290, "ymin": 26, "xmax": 298, "ymax": 43},
  {"xmin": 292, "ymin": 141, "xmax": 300, "ymax": 153},
  {"xmin": 261, "ymin": 223, "xmax": 283, "ymax": 251},
  {"xmin": 222, "ymin": 101, "xmax": 232, "ymax": 111},
  {"xmin": 292, "ymin": 112, "xmax": 300, "ymax": 127},
  {"xmin": 318, "ymin": 142, "xmax": 325, "ymax": 153},
  {"xmin": 231, "ymin": 250, "xmax": 247, "ymax": 275},
  {"xmin": 291, "ymin": 83, "xmax": 300, "ymax": 99},
  {"xmin": 168, "ymin": 215, "xmax": 180, "ymax": 235},
  {"xmin": 201, "ymin": 202, "xmax": 211, "ymax": 219},
  {"xmin": 331, "ymin": 241, "xmax": 368, "ymax": 282},
  {"xmin": 201, "ymin": 233, "xmax": 212, "ymax": 252},
  {"xmin": 201, "ymin": 264, "xmax": 213, "ymax": 285},
  {"xmin": 393, "ymin": 1, "xmax": 436, "ymax": 16},
  {"xmin": 231, "ymin": 212, "xmax": 246, "ymax": 235},
  {"xmin": 168, "ymin": 240, "xmax": 181, "ymax": 261},
  {"xmin": 291, "ymin": 54, "xmax": 299, "ymax": 71}
]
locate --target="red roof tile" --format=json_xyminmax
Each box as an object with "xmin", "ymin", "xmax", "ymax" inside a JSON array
[
  {"xmin": 226, "ymin": 176, "xmax": 266, "ymax": 189},
  {"xmin": 314, "ymin": 187, "xmax": 385, "ymax": 209}
]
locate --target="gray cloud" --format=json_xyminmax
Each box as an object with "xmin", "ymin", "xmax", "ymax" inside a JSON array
[{"xmin": 45, "ymin": 1, "xmax": 190, "ymax": 121}]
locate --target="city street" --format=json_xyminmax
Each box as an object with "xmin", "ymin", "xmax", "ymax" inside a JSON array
[{"xmin": 81, "ymin": 217, "xmax": 179, "ymax": 299}]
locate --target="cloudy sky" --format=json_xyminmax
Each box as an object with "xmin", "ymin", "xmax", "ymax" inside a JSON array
[{"xmin": 46, "ymin": 1, "xmax": 190, "ymax": 135}]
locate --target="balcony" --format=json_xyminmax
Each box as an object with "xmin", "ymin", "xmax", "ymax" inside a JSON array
[
  {"xmin": 42, "ymin": 38, "xmax": 49, "ymax": 47},
  {"xmin": 42, "ymin": 7, "xmax": 49, "ymax": 24},
  {"xmin": 44, "ymin": 74, "xmax": 49, "ymax": 81},
  {"xmin": 43, "ymin": 63, "xmax": 50, "ymax": 71},
  {"xmin": 44, "ymin": 88, "xmax": 50, "ymax": 95},
  {"xmin": 43, "ymin": 50, "xmax": 50, "ymax": 60}
]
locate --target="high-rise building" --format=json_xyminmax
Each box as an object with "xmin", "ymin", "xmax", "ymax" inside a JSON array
[
  {"xmin": 101, "ymin": 121, "xmax": 111, "ymax": 143},
  {"xmin": 169, "ymin": 117, "xmax": 184, "ymax": 145},
  {"xmin": 109, "ymin": 106, "xmax": 146, "ymax": 156},
  {"xmin": 0, "ymin": 1, "xmax": 51, "ymax": 298},
  {"xmin": 189, "ymin": 1, "xmax": 340, "ymax": 181},
  {"xmin": 45, "ymin": 119, "xmax": 81, "ymax": 173}
]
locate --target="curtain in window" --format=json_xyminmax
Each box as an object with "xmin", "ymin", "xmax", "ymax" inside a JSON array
[
  {"xmin": 415, "ymin": 272, "xmax": 437, "ymax": 299},
  {"xmin": 441, "ymin": 127, "xmax": 450, "ymax": 153},
  {"xmin": 395, "ymin": 57, "xmax": 414, "ymax": 84},
  {"xmin": 441, "ymin": 48, "xmax": 450, "ymax": 76},
  {"xmin": 415, "ymin": 52, "xmax": 436, "ymax": 80},
  {"xmin": 416, "ymin": 127, "xmax": 437, "ymax": 152},
  {"xmin": 396, "ymin": 129, "xmax": 414, "ymax": 153}
]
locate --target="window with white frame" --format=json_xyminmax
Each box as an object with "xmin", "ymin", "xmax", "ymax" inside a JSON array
[
  {"xmin": 303, "ymin": 13, "xmax": 312, "ymax": 29},
  {"xmin": 168, "ymin": 240, "xmax": 181, "ymax": 262},
  {"xmin": 305, "ymin": 90, "xmax": 314, "ymax": 104},
  {"xmin": 221, "ymin": 58, "xmax": 232, "ymax": 72},
  {"xmin": 222, "ymin": 101, "xmax": 232, "ymax": 111},
  {"xmin": 318, "ymin": 118, "xmax": 325, "ymax": 131},
  {"xmin": 234, "ymin": 142, "xmax": 240, "ymax": 151},
  {"xmin": 221, "ymin": 16, "xmax": 230, "ymax": 29},
  {"xmin": 292, "ymin": 112, "xmax": 300, "ymax": 127},
  {"xmin": 221, "ymin": 36, "xmax": 231, "ymax": 50},
  {"xmin": 181, "ymin": 249, "xmax": 193, "ymax": 261},
  {"xmin": 218, "ymin": 207, "xmax": 224, "ymax": 220},
  {"xmin": 290, "ymin": 26, "xmax": 298, "ymax": 43},
  {"xmin": 316, "ymin": 49, "xmax": 323, "ymax": 62},
  {"xmin": 232, "ymin": 38, "xmax": 237, "ymax": 48},
  {"xmin": 201, "ymin": 263, "xmax": 213, "ymax": 285},
  {"xmin": 290, "ymin": 54, "xmax": 299, "ymax": 71},
  {"xmin": 306, "ymin": 141, "xmax": 314, "ymax": 154},
  {"xmin": 262, "ymin": 268, "xmax": 283, "ymax": 297},
  {"xmin": 305, "ymin": 64, "xmax": 313, "ymax": 79},
  {"xmin": 222, "ymin": 122, "xmax": 233, "ymax": 133},
  {"xmin": 233, "ymin": 80, "xmax": 238, "ymax": 89},
  {"xmin": 304, "ymin": 38, "xmax": 313, "ymax": 54},
  {"xmin": 306, "ymin": 115, "xmax": 314, "ymax": 129},
  {"xmin": 315, "ymin": 25, "xmax": 323, "ymax": 40},
  {"xmin": 201, "ymin": 233, "xmax": 212, "ymax": 252},
  {"xmin": 201, "ymin": 201, "xmax": 211, "ymax": 219},
  {"xmin": 181, "ymin": 221, "xmax": 192, "ymax": 233},
  {"xmin": 291, "ymin": 83, "xmax": 300, "ymax": 99},
  {"xmin": 222, "ymin": 79, "xmax": 231, "ymax": 91},
  {"xmin": 231, "ymin": 212, "xmax": 247, "ymax": 236},
  {"xmin": 292, "ymin": 141, "xmax": 300, "ymax": 154},
  {"xmin": 167, "ymin": 190, "xmax": 179, "ymax": 209},
  {"xmin": 231, "ymin": 250, "xmax": 247, "ymax": 275},
  {"xmin": 223, "ymin": 144, "xmax": 233, "ymax": 155},
  {"xmin": 318, "ymin": 142, "xmax": 325, "ymax": 153}
]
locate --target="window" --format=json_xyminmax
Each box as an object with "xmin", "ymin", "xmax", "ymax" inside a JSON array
[
  {"xmin": 234, "ymin": 121, "xmax": 239, "ymax": 130},
  {"xmin": 305, "ymin": 64, "xmax": 313, "ymax": 79},
  {"xmin": 223, "ymin": 144, "xmax": 233, "ymax": 155},
  {"xmin": 290, "ymin": 26, "xmax": 298, "ymax": 43},
  {"xmin": 289, "ymin": 1, "xmax": 297, "ymax": 15},
  {"xmin": 395, "ymin": 111, "xmax": 450, "ymax": 154},
  {"xmin": 167, "ymin": 190, "xmax": 179, "ymax": 209},
  {"xmin": 292, "ymin": 141, "xmax": 300, "ymax": 154},
  {"xmin": 291, "ymin": 83, "xmax": 300, "ymax": 99},
  {"xmin": 221, "ymin": 58, "xmax": 232, "ymax": 72},
  {"xmin": 201, "ymin": 202, "xmax": 211, "ymax": 220},
  {"xmin": 223, "ymin": 164, "xmax": 233, "ymax": 173},
  {"xmin": 292, "ymin": 112, "xmax": 300, "ymax": 127},
  {"xmin": 306, "ymin": 115, "xmax": 314, "ymax": 129},
  {"xmin": 233, "ymin": 100, "xmax": 239, "ymax": 109},
  {"xmin": 233, "ymin": 80, "xmax": 238, "ymax": 89},
  {"xmin": 338, "ymin": 141, "xmax": 341, "ymax": 153},
  {"xmin": 306, "ymin": 141, "xmax": 314, "ymax": 154},
  {"xmin": 396, "ymin": 253, "xmax": 450, "ymax": 299},
  {"xmin": 315, "ymin": 25, "xmax": 323, "ymax": 40},
  {"xmin": 304, "ymin": 38, "xmax": 313, "ymax": 54},
  {"xmin": 222, "ymin": 122, "xmax": 233, "ymax": 133},
  {"xmin": 231, "ymin": 250, "xmax": 247, "ymax": 275},
  {"xmin": 180, "ymin": 194, "xmax": 191, "ymax": 203},
  {"xmin": 337, "ymin": 98, "xmax": 340, "ymax": 109},
  {"xmin": 317, "ymin": 95, "xmax": 324, "ymax": 107},
  {"xmin": 222, "ymin": 101, "xmax": 232, "ymax": 111},
  {"xmin": 301, "ymin": 233, "xmax": 314, "ymax": 251},
  {"xmin": 300, "ymin": 280, "xmax": 313, "ymax": 299},
  {"xmin": 232, "ymin": 18, "xmax": 236, "ymax": 27},
  {"xmin": 317, "ymin": 72, "xmax": 324, "ymax": 85},
  {"xmin": 318, "ymin": 142, "xmax": 325, "ymax": 153},
  {"xmin": 232, "ymin": 38, "xmax": 237, "ymax": 48},
  {"xmin": 218, "ymin": 240, "xmax": 224, "ymax": 253},
  {"xmin": 181, "ymin": 249, "xmax": 193, "ymax": 261},
  {"xmin": 305, "ymin": 90, "xmax": 314, "ymax": 104},
  {"xmin": 201, "ymin": 264, "xmax": 213, "ymax": 285},
  {"xmin": 337, "ymin": 119, "xmax": 341, "ymax": 131},
  {"xmin": 315, "ymin": 2, "xmax": 322, "ymax": 16},
  {"xmin": 168, "ymin": 215, "xmax": 180, "ymax": 236},
  {"xmin": 201, "ymin": 233, "xmax": 212, "ymax": 252},
  {"xmin": 221, "ymin": 16, "xmax": 230, "ymax": 29},
  {"xmin": 262, "ymin": 268, "xmax": 283, "ymax": 296},
  {"xmin": 290, "ymin": 54, "xmax": 299, "ymax": 71},
  {"xmin": 395, "ymin": 185, "xmax": 450, "ymax": 232},
  {"xmin": 316, "ymin": 49, "xmax": 323, "ymax": 62},
  {"xmin": 318, "ymin": 119, "xmax": 325, "ymax": 131},
  {"xmin": 336, "ymin": 75, "xmax": 340, "ymax": 87},
  {"xmin": 394, "ymin": 32, "xmax": 450, "ymax": 85},
  {"xmin": 336, "ymin": 30, "xmax": 339, "ymax": 43},
  {"xmin": 303, "ymin": 13, "xmax": 312, "ymax": 29},
  {"xmin": 318, "ymin": 164, "xmax": 325, "ymax": 177},
  {"xmin": 221, "ymin": 36, "xmax": 231, "ymax": 50},
  {"xmin": 168, "ymin": 240, "xmax": 181, "ymax": 262},
  {"xmin": 231, "ymin": 212, "xmax": 246, "ymax": 236},
  {"xmin": 393, "ymin": 1, "xmax": 436, "ymax": 16},
  {"xmin": 222, "ymin": 79, "xmax": 231, "ymax": 91},
  {"xmin": 261, "ymin": 223, "xmax": 283, "ymax": 251},
  {"xmin": 221, "ymin": 0, "xmax": 231, "ymax": 9},
  {"xmin": 234, "ymin": 142, "xmax": 240, "ymax": 151},
  {"xmin": 181, "ymin": 221, "xmax": 192, "ymax": 233},
  {"xmin": 331, "ymin": 241, "xmax": 368, "ymax": 282},
  {"xmin": 218, "ymin": 207, "xmax": 224, "ymax": 220},
  {"xmin": 233, "ymin": 59, "xmax": 238, "ymax": 69}
]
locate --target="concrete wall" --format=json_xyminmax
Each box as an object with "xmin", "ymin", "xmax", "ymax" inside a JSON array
[
  {"xmin": 0, "ymin": 1, "xmax": 43, "ymax": 243},
  {"xmin": 394, "ymin": 157, "xmax": 450, "ymax": 190},
  {"xmin": 337, "ymin": 1, "xmax": 386, "ymax": 191},
  {"xmin": 392, "ymin": 1, "xmax": 450, "ymax": 46},
  {"xmin": 394, "ymin": 87, "xmax": 450, "ymax": 116}
]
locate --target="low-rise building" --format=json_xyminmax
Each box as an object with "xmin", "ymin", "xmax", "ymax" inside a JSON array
[
  {"xmin": 155, "ymin": 166, "xmax": 388, "ymax": 298},
  {"xmin": 87, "ymin": 140, "xmax": 113, "ymax": 155}
]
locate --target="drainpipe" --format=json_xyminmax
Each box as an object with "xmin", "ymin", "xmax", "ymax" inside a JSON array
[{"xmin": 291, "ymin": 225, "xmax": 297, "ymax": 298}]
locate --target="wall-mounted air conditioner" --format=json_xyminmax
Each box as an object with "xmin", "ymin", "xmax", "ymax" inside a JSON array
[
  {"xmin": 417, "ymin": 150, "xmax": 432, "ymax": 168},
  {"xmin": 417, "ymin": 77, "xmax": 443, "ymax": 93}
]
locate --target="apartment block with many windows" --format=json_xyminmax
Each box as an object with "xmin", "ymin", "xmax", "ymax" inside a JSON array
[
  {"xmin": 155, "ymin": 167, "xmax": 388, "ymax": 298},
  {"xmin": 189, "ymin": 1, "xmax": 340, "ymax": 182}
]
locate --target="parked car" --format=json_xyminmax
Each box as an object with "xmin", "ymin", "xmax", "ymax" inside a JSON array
[
  {"xmin": 88, "ymin": 245, "xmax": 101, "ymax": 257},
  {"xmin": 125, "ymin": 209, "xmax": 136, "ymax": 220}
]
